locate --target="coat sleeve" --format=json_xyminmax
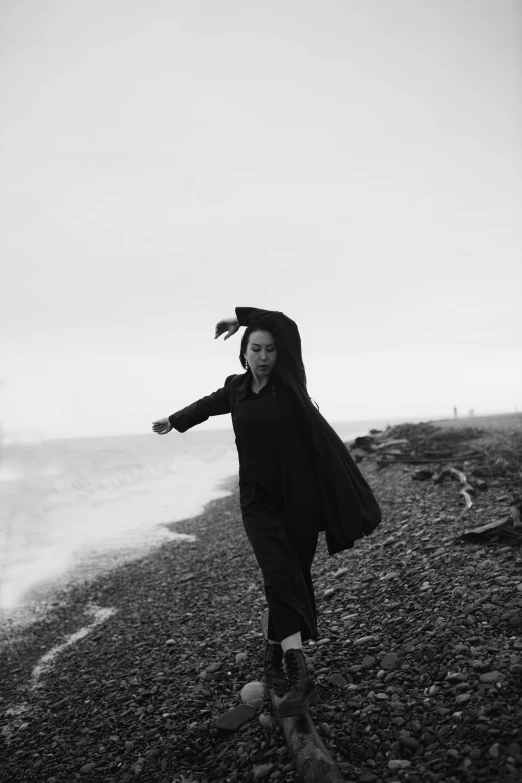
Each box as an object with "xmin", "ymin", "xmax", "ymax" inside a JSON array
[
  {"xmin": 235, "ymin": 307, "xmax": 306, "ymax": 387},
  {"xmin": 168, "ymin": 374, "xmax": 237, "ymax": 433}
]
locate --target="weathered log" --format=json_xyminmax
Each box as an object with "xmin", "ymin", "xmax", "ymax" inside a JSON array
[
  {"xmin": 261, "ymin": 610, "xmax": 345, "ymax": 783},
  {"xmin": 432, "ymin": 466, "xmax": 475, "ymax": 513},
  {"xmin": 376, "ymin": 451, "xmax": 482, "ymax": 465},
  {"xmin": 455, "ymin": 518, "xmax": 522, "ymax": 544},
  {"xmin": 473, "ymin": 466, "xmax": 507, "ymax": 477},
  {"xmin": 433, "ymin": 466, "xmax": 468, "ymax": 485},
  {"xmin": 373, "ymin": 438, "xmax": 410, "ymax": 450},
  {"xmin": 459, "ymin": 489, "xmax": 473, "ymax": 510}
]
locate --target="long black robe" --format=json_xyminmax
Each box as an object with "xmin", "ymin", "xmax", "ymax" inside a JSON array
[{"xmin": 168, "ymin": 307, "xmax": 382, "ymax": 556}]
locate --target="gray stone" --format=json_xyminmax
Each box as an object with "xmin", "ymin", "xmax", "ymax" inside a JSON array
[
  {"xmin": 324, "ymin": 588, "xmax": 339, "ymax": 599},
  {"xmin": 446, "ymin": 672, "xmax": 467, "ymax": 683},
  {"xmin": 258, "ymin": 713, "xmax": 276, "ymax": 729},
  {"xmin": 479, "ymin": 671, "xmax": 503, "ymax": 683},
  {"xmin": 333, "ymin": 567, "xmax": 349, "ymax": 578},
  {"xmin": 362, "ymin": 656, "xmax": 376, "ymax": 669},
  {"xmin": 388, "ymin": 759, "xmax": 411, "ymax": 769},
  {"xmin": 206, "ymin": 662, "xmax": 222, "ymax": 673},
  {"xmin": 329, "ymin": 673, "xmax": 348, "ymax": 688},
  {"xmin": 240, "ymin": 681, "xmax": 267, "ymax": 704},
  {"xmin": 354, "ymin": 635, "xmax": 377, "ymax": 646},
  {"xmin": 79, "ymin": 763, "xmax": 97, "ymax": 775},
  {"xmin": 215, "ymin": 704, "xmax": 256, "ymax": 732},
  {"xmin": 399, "ymin": 736, "xmax": 420, "ymax": 750},
  {"xmin": 252, "ymin": 763, "xmax": 276, "ymax": 780},
  {"xmin": 380, "ymin": 652, "xmax": 398, "ymax": 670}
]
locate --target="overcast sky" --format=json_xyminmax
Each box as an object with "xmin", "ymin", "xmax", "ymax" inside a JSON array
[{"xmin": 1, "ymin": 0, "xmax": 521, "ymax": 441}]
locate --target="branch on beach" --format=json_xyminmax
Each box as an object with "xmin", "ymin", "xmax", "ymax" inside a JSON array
[
  {"xmin": 261, "ymin": 610, "xmax": 345, "ymax": 783},
  {"xmin": 347, "ymin": 426, "xmax": 484, "ymax": 467},
  {"xmin": 455, "ymin": 517, "xmax": 522, "ymax": 545},
  {"xmin": 433, "ymin": 466, "xmax": 474, "ymax": 510},
  {"xmin": 510, "ymin": 492, "xmax": 522, "ymax": 528},
  {"xmin": 349, "ymin": 422, "xmax": 522, "ymax": 546}
]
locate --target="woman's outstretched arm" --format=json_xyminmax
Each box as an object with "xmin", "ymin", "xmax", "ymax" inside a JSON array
[
  {"xmin": 234, "ymin": 307, "xmax": 306, "ymax": 387},
  {"xmin": 152, "ymin": 375, "xmax": 236, "ymax": 435}
]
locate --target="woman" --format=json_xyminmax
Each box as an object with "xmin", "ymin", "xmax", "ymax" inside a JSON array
[{"xmin": 152, "ymin": 307, "xmax": 381, "ymax": 719}]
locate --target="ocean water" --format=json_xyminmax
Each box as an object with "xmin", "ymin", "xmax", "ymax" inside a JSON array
[
  {"xmin": 0, "ymin": 428, "xmax": 238, "ymax": 621},
  {"xmin": 0, "ymin": 419, "xmax": 378, "ymax": 626}
]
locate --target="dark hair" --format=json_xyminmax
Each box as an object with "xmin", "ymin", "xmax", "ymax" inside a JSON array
[
  {"xmin": 238, "ymin": 324, "xmax": 275, "ymax": 370},
  {"xmin": 238, "ymin": 323, "xmax": 310, "ymax": 391}
]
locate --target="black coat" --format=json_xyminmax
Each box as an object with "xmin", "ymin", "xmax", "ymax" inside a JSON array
[{"xmin": 168, "ymin": 307, "xmax": 382, "ymax": 556}]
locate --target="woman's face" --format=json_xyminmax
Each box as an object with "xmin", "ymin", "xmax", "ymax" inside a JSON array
[{"xmin": 245, "ymin": 330, "xmax": 277, "ymax": 376}]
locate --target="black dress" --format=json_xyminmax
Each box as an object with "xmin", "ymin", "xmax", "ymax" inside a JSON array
[
  {"xmin": 167, "ymin": 306, "xmax": 382, "ymax": 642},
  {"xmin": 232, "ymin": 372, "xmax": 321, "ymax": 643}
]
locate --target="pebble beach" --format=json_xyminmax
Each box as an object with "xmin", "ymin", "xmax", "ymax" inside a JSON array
[{"xmin": 1, "ymin": 417, "xmax": 521, "ymax": 783}]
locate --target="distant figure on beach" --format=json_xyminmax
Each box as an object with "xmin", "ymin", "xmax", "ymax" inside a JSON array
[
  {"xmin": 152, "ymin": 307, "xmax": 381, "ymax": 719},
  {"xmin": 454, "ymin": 406, "xmax": 458, "ymax": 418}
]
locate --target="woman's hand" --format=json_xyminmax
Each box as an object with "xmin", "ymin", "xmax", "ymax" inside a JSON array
[
  {"xmin": 152, "ymin": 417, "xmax": 173, "ymax": 435},
  {"xmin": 215, "ymin": 317, "xmax": 240, "ymax": 341}
]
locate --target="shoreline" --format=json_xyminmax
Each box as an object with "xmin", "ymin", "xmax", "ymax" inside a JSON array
[
  {"xmin": 0, "ymin": 471, "xmax": 241, "ymax": 643},
  {"xmin": 1, "ymin": 421, "xmax": 521, "ymax": 782}
]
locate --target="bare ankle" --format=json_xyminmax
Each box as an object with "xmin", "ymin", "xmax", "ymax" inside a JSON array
[{"xmin": 281, "ymin": 631, "xmax": 302, "ymax": 653}]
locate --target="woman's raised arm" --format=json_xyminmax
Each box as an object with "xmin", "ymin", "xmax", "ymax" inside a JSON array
[{"xmin": 215, "ymin": 317, "xmax": 240, "ymax": 341}]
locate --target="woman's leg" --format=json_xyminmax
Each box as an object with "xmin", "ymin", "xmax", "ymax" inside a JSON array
[
  {"xmin": 242, "ymin": 503, "xmax": 318, "ymax": 644},
  {"xmin": 284, "ymin": 490, "xmax": 321, "ymax": 644}
]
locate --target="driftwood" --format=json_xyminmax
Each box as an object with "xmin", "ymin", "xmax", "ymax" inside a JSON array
[
  {"xmin": 433, "ymin": 466, "xmax": 474, "ymax": 510},
  {"xmin": 261, "ymin": 610, "xmax": 345, "ymax": 783},
  {"xmin": 373, "ymin": 438, "xmax": 410, "ymax": 450},
  {"xmin": 455, "ymin": 518, "xmax": 522, "ymax": 545},
  {"xmin": 375, "ymin": 450, "xmax": 483, "ymax": 466},
  {"xmin": 510, "ymin": 493, "xmax": 521, "ymax": 527}
]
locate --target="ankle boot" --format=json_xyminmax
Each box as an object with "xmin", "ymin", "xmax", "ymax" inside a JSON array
[
  {"xmin": 263, "ymin": 640, "xmax": 288, "ymax": 697},
  {"xmin": 277, "ymin": 648, "xmax": 320, "ymax": 718}
]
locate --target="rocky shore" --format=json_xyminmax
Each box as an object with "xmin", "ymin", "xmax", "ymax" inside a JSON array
[{"xmin": 1, "ymin": 419, "xmax": 521, "ymax": 783}]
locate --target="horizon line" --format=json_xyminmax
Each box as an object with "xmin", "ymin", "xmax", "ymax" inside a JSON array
[{"xmin": 2, "ymin": 410, "xmax": 520, "ymax": 445}]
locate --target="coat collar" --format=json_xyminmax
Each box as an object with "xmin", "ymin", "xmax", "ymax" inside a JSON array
[
  {"xmin": 235, "ymin": 372, "xmax": 250, "ymax": 402},
  {"xmin": 235, "ymin": 371, "xmax": 279, "ymax": 402}
]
